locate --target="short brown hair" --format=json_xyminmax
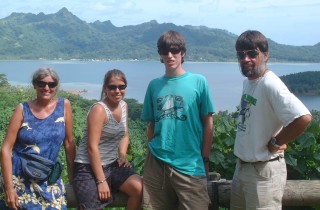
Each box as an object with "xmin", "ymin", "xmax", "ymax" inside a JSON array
[
  {"xmin": 157, "ymin": 30, "xmax": 187, "ymax": 63},
  {"xmin": 235, "ymin": 30, "xmax": 268, "ymax": 53}
]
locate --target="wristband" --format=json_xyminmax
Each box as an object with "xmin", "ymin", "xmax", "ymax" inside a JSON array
[
  {"xmin": 118, "ymin": 157, "xmax": 125, "ymax": 161},
  {"xmin": 96, "ymin": 179, "xmax": 106, "ymax": 185},
  {"xmin": 203, "ymin": 156, "xmax": 210, "ymax": 163}
]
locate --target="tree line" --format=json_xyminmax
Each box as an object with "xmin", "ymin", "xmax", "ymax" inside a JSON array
[{"xmin": 280, "ymin": 71, "xmax": 320, "ymax": 96}]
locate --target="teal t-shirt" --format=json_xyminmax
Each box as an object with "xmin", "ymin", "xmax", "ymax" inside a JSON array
[{"xmin": 141, "ymin": 72, "xmax": 215, "ymax": 176}]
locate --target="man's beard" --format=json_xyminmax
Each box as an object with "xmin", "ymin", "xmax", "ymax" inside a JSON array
[{"xmin": 240, "ymin": 64, "xmax": 265, "ymax": 78}]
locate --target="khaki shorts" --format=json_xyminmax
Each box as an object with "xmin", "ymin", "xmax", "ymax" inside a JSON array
[
  {"xmin": 142, "ymin": 151, "xmax": 210, "ymax": 210},
  {"xmin": 230, "ymin": 158, "xmax": 287, "ymax": 210}
]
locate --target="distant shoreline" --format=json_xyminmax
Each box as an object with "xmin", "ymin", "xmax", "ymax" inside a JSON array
[
  {"xmin": 67, "ymin": 90, "xmax": 87, "ymax": 95},
  {"xmin": 1, "ymin": 59, "xmax": 320, "ymax": 65},
  {"xmin": 3, "ymin": 61, "xmax": 320, "ymax": 112}
]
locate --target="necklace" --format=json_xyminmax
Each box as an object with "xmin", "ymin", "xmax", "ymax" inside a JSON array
[
  {"xmin": 244, "ymin": 68, "xmax": 269, "ymax": 96},
  {"xmin": 242, "ymin": 75, "xmax": 265, "ymax": 106}
]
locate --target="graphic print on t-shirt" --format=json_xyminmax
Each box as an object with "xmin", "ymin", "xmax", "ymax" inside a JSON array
[
  {"xmin": 237, "ymin": 93, "xmax": 257, "ymax": 133},
  {"xmin": 155, "ymin": 94, "xmax": 187, "ymax": 122}
]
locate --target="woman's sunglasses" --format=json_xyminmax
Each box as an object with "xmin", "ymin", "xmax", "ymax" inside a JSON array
[
  {"xmin": 107, "ymin": 84, "xmax": 127, "ymax": 91},
  {"xmin": 158, "ymin": 47, "xmax": 181, "ymax": 55},
  {"xmin": 236, "ymin": 50, "xmax": 260, "ymax": 60},
  {"xmin": 35, "ymin": 80, "xmax": 58, "ymax": 88}
]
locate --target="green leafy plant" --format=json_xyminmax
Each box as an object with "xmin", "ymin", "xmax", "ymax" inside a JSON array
[
  {"xmin": 286, "ymin": 110, "xmax": 320, "ymax": 180},
  {"xmin": 209, "ymin": 111, "xmax": 237, "ymax": 179},
  {"xmin": 1, "ymin": 77, "xmax": 320, "ymax": 209}
]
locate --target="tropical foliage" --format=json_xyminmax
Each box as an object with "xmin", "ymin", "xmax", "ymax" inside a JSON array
[{"xmin": 0, "ymin": 74, "xmax": 320, "ymax": 209}]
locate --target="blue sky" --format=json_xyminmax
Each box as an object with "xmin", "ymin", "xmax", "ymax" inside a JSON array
[{"xmin": 0, "ymin": 0, "xmax": 319, "ymax": 46}]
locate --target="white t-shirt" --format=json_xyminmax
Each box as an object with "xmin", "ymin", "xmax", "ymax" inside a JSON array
[{"xmin": 234, "ymin": 71, "xmax": 311, "ymax": 162}]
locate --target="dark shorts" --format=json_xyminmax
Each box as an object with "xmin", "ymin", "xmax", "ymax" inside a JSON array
[{"xmin": 73, "ymin": 161, "xmax": 136, "ymax": 210}]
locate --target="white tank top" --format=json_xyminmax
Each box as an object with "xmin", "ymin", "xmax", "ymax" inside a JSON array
[{"xmin": 74, "ymin": 100, "xmax": 127, "ymax": 165}]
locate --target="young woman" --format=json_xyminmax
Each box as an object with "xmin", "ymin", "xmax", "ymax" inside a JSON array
[
  {"xmin": 73, "ymin": 69, "xmax": 142, "ymax": 210},
  {"xmin": 0, "ymin": 67, "xmax": 76, "ymax": 210}
]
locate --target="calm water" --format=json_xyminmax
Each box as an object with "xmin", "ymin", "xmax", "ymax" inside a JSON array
[{"xmin": 1, "ymin": 60, "xmax": 319, "ymax": 112}]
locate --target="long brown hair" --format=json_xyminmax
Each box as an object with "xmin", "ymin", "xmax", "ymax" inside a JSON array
[{"xmin": 100, "ymin": 69, "xmax": 127, "ymax": 100}]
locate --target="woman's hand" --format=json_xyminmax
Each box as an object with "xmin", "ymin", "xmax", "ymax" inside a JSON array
[
  {"xmin": 117, "ymin": 158, "xmax": 132, "ymax": 168},
  {"xmin": 97, "ymin": 181, "xmax": 111, "ymax": 201},
  {"xmin": 5, "ymin": 188, "xmax": 19, "ymax": 210}
]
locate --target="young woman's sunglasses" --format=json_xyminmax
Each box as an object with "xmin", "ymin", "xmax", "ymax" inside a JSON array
[
  {"xmin": 107, "ymin": 84, "xmax": 127, "ymax": 91},
  {"xmin": 236, "ymin": 50, "xmax": 260, "ymax": 60},
  {"xmin": 35, "ymin": 80, "xmax": 58, "ymax": 88},
  {"xmin": 158, "ymin": 47, "xmax": 181, "ymax": 55}
]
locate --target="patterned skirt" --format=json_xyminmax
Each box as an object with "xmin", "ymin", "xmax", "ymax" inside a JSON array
[
  {"xmin": 0, "ymin": 174, "xmax": 67, "ymax": 210},
  {"xmin": 73, "ymin": 161, "xmax": 136, "ymax": 209}
]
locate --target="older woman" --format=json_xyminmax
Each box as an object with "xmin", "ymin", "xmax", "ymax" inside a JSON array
[{"xmin": 0, "ymin": 67, "xmax": 76, "ymax": 210}]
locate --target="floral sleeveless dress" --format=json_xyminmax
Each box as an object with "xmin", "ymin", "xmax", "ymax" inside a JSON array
[{"xmin": 0, "ymin": 98, "xmax": 67, "ymax": 210}]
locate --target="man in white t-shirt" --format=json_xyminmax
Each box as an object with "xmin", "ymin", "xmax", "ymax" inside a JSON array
[{"xmin": 230, "ymin": 30, "xmax": 312, "ymax": 210}]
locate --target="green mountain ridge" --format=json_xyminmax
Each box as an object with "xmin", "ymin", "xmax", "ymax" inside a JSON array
[
  {"xmin": 281, "ymin": 71, "xmax": 320, "ymax": 96},
  {"xmin": 0, "ymin": 7, "xmax": 319, "ymax": 62}
]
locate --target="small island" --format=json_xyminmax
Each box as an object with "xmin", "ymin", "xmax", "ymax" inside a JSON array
[{"xmin": 280, "ymin": 71, "xmax": 320, "ymax": 96}]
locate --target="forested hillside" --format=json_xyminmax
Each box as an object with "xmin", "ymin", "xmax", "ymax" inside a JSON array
[
  {"xmin": 0, "ymin": 8, "xmax": 319, "ymax": 62},
  {"xmin": 281, "ymin": 71, "xmax": 320, "ymax": 96}
]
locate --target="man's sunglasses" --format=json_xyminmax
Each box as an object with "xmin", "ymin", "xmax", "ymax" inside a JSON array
[
  {"xmin": 158, "ymin": 47, "xmax": 181, "ymax": 55},
  {"xmin": 236, "ymin": 50, "xmax": 260, "ymax": 60},
  {"xmin": 35, "ymin": 80, "xmax": 58, "ymax": 88},
  {"xmin": 107, "ymin": 84, "xmax": 127, "ymax": 91}
]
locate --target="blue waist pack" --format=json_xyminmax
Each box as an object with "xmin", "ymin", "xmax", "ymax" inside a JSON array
[{"xmin": 20, "ymin": 153, "xmax": 62, "ymax": 184}]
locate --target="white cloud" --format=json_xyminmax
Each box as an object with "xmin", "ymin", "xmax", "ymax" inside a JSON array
[{"xmin": 92, "ymin": 2, "xmax": 110, "ymax": 11}]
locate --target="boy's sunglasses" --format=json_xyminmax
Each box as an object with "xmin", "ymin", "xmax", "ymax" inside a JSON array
[
  {"xmin": 236, "ymin": 50, "xmax": 260, "ymax": 60},
  {"xmin": 107, "ymin": 84, "xmax": 127, "ymax": 91},
  {"xmin": 158, "ymin": 47, "xmax": 181, "ymax": 55},
  {"xmin": 35, "ymin": 80, "xmax": 58, "ymax": 88}
]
